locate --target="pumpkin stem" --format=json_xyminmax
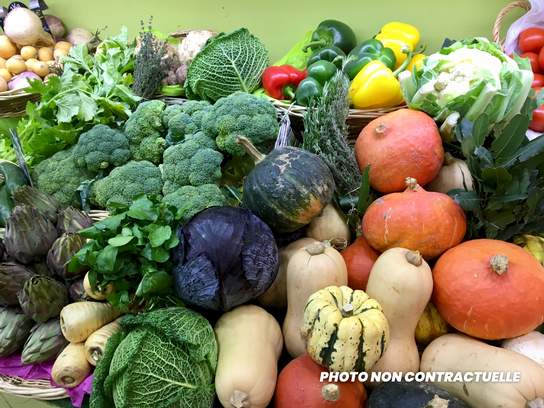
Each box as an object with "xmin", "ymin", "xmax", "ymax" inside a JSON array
[
  {"xmin": 234, "ymin": 135, "xmax": 266, "ymax": 164},
  {"xmin": 405, "ymin": 250, "xmax": 423, "ymax": 267},
  {"xmin": 375, "ymin": 123, "xmax": 387, "ymax": 134},
  {"xmin": 230, "ymin": 390, "xmax": 250, "ymax": 408},
  {"xmin": 306, "ymin": 241, "xmax": 326, "ymax": 255},
  {"xmin": 321, "ymin": 383, "xmax": 341, "ymax": 402},
  {"xmin": 323, "ymin": 237, "xmax": 348, "ymax": 251},
  {"xmin": 490, "ymin": 254, "xmax": 509, "ymax": 275},
  {"xmin": 405, "ymin": 177, "xmax": 419, "ymax": 191},
  {"xmin": 423, "ymin": 395, "xmax": 450, "ymax": 408},
  {"xmin": 341, "ymin": 303, "xmax": 354, "ymax": 317},
  {"xmin": 443, "ymin": 152, "xmax": 456, "ymax": 166}
]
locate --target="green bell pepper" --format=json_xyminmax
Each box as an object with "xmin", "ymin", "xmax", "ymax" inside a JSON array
[
  {"xmin": 306, "ymin": 46, "xmax": 346, "ymax": 69},
  {"xmin": 302, "ymin": 20, "xmax": 357, "ymax": 55},
  {"xmin": 306, "ymin": 60, "xmax": 338, "ymax": 85},
  {"xmin": 295, "ymin": 77, "xmax": 324, "ymax": 107},
  {"xmin": 344, "ymin": 39, "xmax": 397, "ymax": 80}
]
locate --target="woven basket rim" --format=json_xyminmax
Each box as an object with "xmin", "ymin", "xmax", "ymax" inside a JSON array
[
  {"xmin": 0, "ymin": 374, "xmax": 69, "ymax": 400},
  {"xmin": 492, "ymin": 0, "xmax": 532, "ymax": 52},
  {"xmin": 272, "ymin": 99, "xmax": 407, "ymax": 118}
]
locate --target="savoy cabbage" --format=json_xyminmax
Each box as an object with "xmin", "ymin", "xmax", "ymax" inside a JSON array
[{"xmin": 90, "ymin": 307, "xmax": 217, "ymax": 408}]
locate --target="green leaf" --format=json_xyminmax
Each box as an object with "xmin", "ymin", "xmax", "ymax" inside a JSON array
[
  {"xmin": 96, "ymin": 245, "xmax": 119, "ymax": 273},
  {"xmin": 357, "ymin": 165, "xmax": 371, "ymax": 214},
  {"xmin": 135, "ymin": 271, "xmax": 173, "ymax": 297},
  {"xmin": 481, "ymin": 167, "xmax": 512, "ymax": 185},
  {"xmin": 127, "ymin": 197, "xmax": 158, "ymax": 221},
  {"xmin": 141, "ymin": 244, "xmax": 153, "ymax": 261},
  {"xmin": 491, "ymin": 114, "xmax": 531, "ymax": 160},
  {"xmin": 447, "ymin": 189, "xmax": 482, "ymax": 211},
  {"xmin": 94, "ymin": 214, "xmax": 127, "ymax": 232},
  {"xmin": 472, "ymin": 112, "xmax": 490, "ymax": 146},
  {"xmin": 151, "ymin": 247, "xmax": 170, "ymax": 263},
  {"xmin": 487, "ymin": 212, "xmax": 516, "ymax": 230},
  {"xmin": 502, "ymin": 133, "xmax": 544, "ymax": 169},
  {"xmin": 108, "ymin": 235, "xmax": 136, "ymax": 247},
  {"xmin": 55, "ymin": 93, "xmax": 81, "ymax": 123},
  {"xmin": 474, "ymin": 146, "xmax": 494, "ymax": 167},
  {"xmin": 526, "ymin": 187, "xmax": 544, "ymax": 222},
  {"xmin": 148, "ymin": 225, "xmax": 172, "ymax": 248},
  {"xmin": 164, "ymin": 234, "xmax": 180, "ymax": 250},
  {"xmin": 489, "ymin": 194, "xmax": 527, "ymax": 202}
]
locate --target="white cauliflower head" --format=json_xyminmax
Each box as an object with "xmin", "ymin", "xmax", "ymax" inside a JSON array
[{"xmin": 178, "ymin": 30, "xmax": 217, "ymax": 66}]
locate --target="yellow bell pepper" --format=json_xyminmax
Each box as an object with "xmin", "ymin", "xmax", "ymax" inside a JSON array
[
  {"xmin": 349, "ymin": 46, "xmax": 413, "ymax": 109},
  {"xmin": 380, "ymin": 22, "xmax": 420, "ymax": 48},
  {"xmin": 407, "ymin": 53, "xmax": 426, "ymax": 73},
  {"xmin": 376, "ymin": 22, "xmax": 421, "ymax": 70}
]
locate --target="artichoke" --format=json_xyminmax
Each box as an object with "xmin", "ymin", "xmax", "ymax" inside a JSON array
[
  {"xmin": 0, "ymin": 306, "xmax": 34, "ymax": 358},
  {"xmin": 17, "ymin": 274, "xmax": 69, "ymax": 323},
  {"xmin": 57, "ymin": 206, "xmax": 94, "ymax": 235},
  {"xmin": 21, "ymin": 318, "xmax": 69, "ymax": 365},
  {"xmin": 68, "ymin": 278, "xmax": 89, "ymax": 302},
  {"xmin": 47, "ymin": 232, "xmax": 88, "ymax": 279},
  {"xmin": 0, "ymin": 262, "xmax": 35, "ymax": 305},
  {"xmin": 4, "ymin": 205, "xmax": 58, "ymax": 264},
  {"xmin": 12, "ymin": 185, "xmax": 62, "ymax": 224}
]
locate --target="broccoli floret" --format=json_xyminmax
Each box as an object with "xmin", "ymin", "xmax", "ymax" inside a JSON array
[
  {"xmin": 90, "ymin": 160, "xmax": 163, "ymax": 209},
  {"xmin": 162, "ymin": 105, "xmax": 183, "ymax": 128},
  {"xmin": 124, "ymin": 100, "xmax": 166, "ymax": 164},
  {"xmin": 72, "ymin": 124, "xmax": 131, "ymax": 172},
  {"xmin": 162, "ymin": 134, "xmax": 223, "ymax": 195},
  {"xmin": 201, "ymin": 91, "xmax": 279, "ymax": 157},
  {"xmin": 162, "ymin": 184, "xmax": 226, "ymax": 221},
  {"xmin": 130, "ymin": 133, "xmax": 166, "ymax": 164},
  {"xmin": 165, "ymin": 102, "xmax": 213, "ymax": 146},
  {"xmin": 180, "ymin": 100, "xmax": 211, "ymax": 115},
  {"xmin": 32, "ymin": 147, "xmax": 97, "ymax": 208}
]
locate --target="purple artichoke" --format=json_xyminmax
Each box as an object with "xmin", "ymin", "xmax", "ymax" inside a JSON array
[
  {"xmin": 56, "ymin": 206, "xmax": 94, "ymax": 235},
  {"xmin": 21, "ymin": 318, "xmax": 68, "ymax": 365},
  {"xmin": 0, "ymin": 262, "xmax": 35, "ymax": 305},
  {"xmin": 17, "ymin": 274, "xmax": 69, "ymax": 323},
  {"xmin": 12, "ymin": 185, "xmax": 62, "ymax": 224},
  {"xmin": 47, "ymin": 232, "xmax": 88, "ymax": 279},
  {"xmin": 0, "ymin": 306, "xmax": 34, "ymax": 358}
]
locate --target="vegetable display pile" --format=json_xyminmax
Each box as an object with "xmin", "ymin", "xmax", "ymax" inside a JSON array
[{"xmin": 1, "ymin": 7, "xmax": 544, "ymax": 408}]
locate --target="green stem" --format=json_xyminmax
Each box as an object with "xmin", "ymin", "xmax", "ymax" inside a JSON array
[
  {"xmin": 393, "ymin": 45, "xmax": 413, "ymax": 78},
  {"xmin": 302, "ymin": 39, "xmax": 327, "ymax": 53},
  {"xmin": 281, "ymin": 84, "xmax": 296, "ymax": 100},
  {"xmin": 414, "ymin": 44, "xmax": 427, "ymax": 54}
]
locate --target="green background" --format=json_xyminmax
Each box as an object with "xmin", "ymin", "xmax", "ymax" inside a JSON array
[{"xmin": 0, "ymin": 0, "xmax": 528, "ymax": 406}]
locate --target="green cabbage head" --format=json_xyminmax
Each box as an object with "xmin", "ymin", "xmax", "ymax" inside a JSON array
[{"xmin": 90, "ymin": 307, "xmax": 217, "ymax": 408}]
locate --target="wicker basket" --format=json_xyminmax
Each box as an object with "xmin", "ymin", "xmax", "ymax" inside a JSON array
[
  {"xmin": 0, "ymin": 89, "xmax": 40, "ymax": 118},
  {"xmin": 492, "ymin": 0, "xmax": 532, "ymax": 53},
  {"xmin": 0, "ymin": 374, "xmax": 69, "ymax": 400}
]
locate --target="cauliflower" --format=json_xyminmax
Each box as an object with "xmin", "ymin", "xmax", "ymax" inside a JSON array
[{"xmin": 177, "ymin": 30, "xmax": 217, "ymax": 66}]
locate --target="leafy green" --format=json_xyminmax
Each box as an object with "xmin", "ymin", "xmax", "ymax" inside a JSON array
[
  {"xmin": 17, "ymin": 26, "xmax": 140, "ymax": 169},
  {"xmin": 68, "ymin": 194, "xmax": 189, "ymax": 313},
  {"xmin": 185, "ymin": 28, "xmax": 269, "ymax": 102},
  {"xmin": 90, "ymin": 308, "xmax": 217, "ymax": 408}
]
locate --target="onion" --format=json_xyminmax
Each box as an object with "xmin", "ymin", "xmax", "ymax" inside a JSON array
[
  {"xmin": 8, "ymin": 71, "xmax": 41, "ymax": 90},
  {"xmin": 67, "ymin": 28, "xmax": 93, "ymax": 46},
  {"xmin": 44, "ymin": 15, "xmax": 65, "ymax": 39},
  {"xmin": 3, "ymin": 8, "xmax": 42, "ymax": 46}
]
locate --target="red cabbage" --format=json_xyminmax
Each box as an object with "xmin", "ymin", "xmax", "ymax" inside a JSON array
[{"xmin": 172, "ymin": 206, "xmax": 279, "ymax": 312}]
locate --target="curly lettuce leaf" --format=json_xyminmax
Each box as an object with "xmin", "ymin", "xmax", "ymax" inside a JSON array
[{"xmin": 185, "ymin": 28, "xmax": 269, "ymax": 102}]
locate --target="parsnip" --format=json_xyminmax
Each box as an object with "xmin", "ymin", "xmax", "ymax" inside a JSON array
[
  {"xmin": 61, "ymin": 302, "xmax": 123, "ymax": 343},
  {"xmin": 51, "ymin": 343, "xmax": 91, "ymax": 388},
  {"xmin": 84, "ymin": 317, "xmax": 123, "ymax": 366},
  {"xmin": 83, "ymin": 272, "xmax": 115, "ymax": 301}
]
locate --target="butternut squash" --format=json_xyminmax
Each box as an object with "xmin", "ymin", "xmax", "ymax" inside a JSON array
[
  {"xmin": 214, "ymin": 305, "xmax": 283, "ymax": 408},
  {"xmin": 365, "ymin": 248, "xmax": 433, "ymax": 388},
  {"xmin": 306, "ymin": 204, "xmax": 350, "ymax": 246},
  {"xmin": 283, "ymin": 241, "xmax": 348, "ymax": 358},
  {"xmin": 421, "ymin": 333, "xmax": 544, "ymax": 408},
  {"xmin": 425, "ymin": 152, "xmax": 473, "ymax": 194},
  {"xmin": 256, "ymin": 238, "xmax": 316, "ymax": 308}
]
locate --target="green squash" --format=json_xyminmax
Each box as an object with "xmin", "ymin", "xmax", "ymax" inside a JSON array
[{"xmin": 236, "ymin": 136, "xmax": 335, "ymax": 233}]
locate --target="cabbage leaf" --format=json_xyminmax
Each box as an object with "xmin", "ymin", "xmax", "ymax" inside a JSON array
[
  {"xmin": 185, "ymin": 28, "xmax": 269, "ymax": 102},
  {"xmin": 90, "ymin": 307, "xmax": 217, "ymax": 408}
]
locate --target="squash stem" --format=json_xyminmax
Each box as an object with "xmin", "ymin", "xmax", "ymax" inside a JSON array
[
  {"xmin": 230, "ymin": 390, "xmax": 250, "ymax": 408},
  {"xmin": 306, "ymin": 241, "xmax": 325, "ymax": 255},
  {"xmin": 443, "ymin": 152, "xmax": 456, "ymax": 166},
  {"xmin": 322, "ymin": 237, "xmax": 348, "ymax": 251},
  {"xmin": 405, "ymin": 177, "xmax": 419, "ymax": 191},
  {"xmin": 490, "ymin": 255, "xmax": 509, "ymax": 275},
  {"xmin": 375, "ymin": 123, "xmax": 387, "ymax": 134},
  {"xmin": 405, "ymin": 250, "xmax": 423, "ymax": 267},
  {"xmin": 341, "ymin": 303, "xmax": 354, "ymax": 317},
  {"xmin": 321, "ymin": 384, "xmax": 340, "ymax": 402},
  {"xmin": 424, "ymin": 395, "xmax": 450, "ymax": 408},
  {"xmin": 234, "ymin": 136, "xmax": 266, "ymax": 164}
]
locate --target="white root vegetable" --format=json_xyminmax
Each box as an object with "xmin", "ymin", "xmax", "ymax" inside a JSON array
[
  {"xmin": 61, "ymin": 302, "xmax": 123, "ymax": 343},
  {"xmin": 51, "ymin": 343, "xmax": 91, "ymax": 388},
  {"xmin": 3, "ymin": 8, "xmax": 42, "ymax": 46},
  {"xmin": 84, "ymin": 317, "xmax": 122, "ymax": 366},
  {"xmin": 66, "ymin": 28, "xmax": 93, "ymax": 46},
  {"xmin": 44, "ymin": 15, "xmax": 65, "ymax": 39},
  {"xmin": 83, "ymin": 271, "xmax": 116, "ymax": 300}
]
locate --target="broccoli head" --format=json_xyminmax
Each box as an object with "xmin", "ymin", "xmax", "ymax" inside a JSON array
[
  {"xmin": 124, "ymin": 100, "xmax": 166, "ymax": 164},
  {"xmin": 162, "ymin": 104, "xmax": 183, "ymax": 128},
  {"xmin": 165, "ymin": 101, "xmax": 213, "ymax": 146},
  {"xmin": 73, "ymin": 124, "xmax": 131, "ymax": 172},
  {"xmin": 162, "ymin": 133, "xmax": 223, "ymax": 195},
  {"xmin": 32, "ymin": 147, "xmax": 97, "ymax": 208},
  {"xmin": 130, "ymin": 132, "xmax": 166, "ymax": 165},
  {"xmin": 162, "ymin": 184, "xmax": 226, "ymax": 221},
  {"xmin": 90, "ymin": 160, "xmax": 163, "ymax": 209},
  {"xmin": 201, "ymin": 91, "xmax": 279, "ymax": 157}
]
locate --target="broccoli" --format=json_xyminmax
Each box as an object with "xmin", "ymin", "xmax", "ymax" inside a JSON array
[
  {"xmin": 72, "ymin": 124, "xmax": 131, "ymax": 172},
  {"xmin": 162, "ymin": 133, "xmax": 223, "ymax": 195},
  {"xmin": 124, "ymin": 100, "xmax": 166, "ymax": 164},
  {"xmin": 32, "ymin": 147, "xmax": 97, "ymax": 208},
  {"xmin": 162, "ymin": 104, "xmax": 183, "ymax": 128},
  {"xmin": 201, "ymin": 91, "xmax": 279, "ymax": 157},
  {"xmin": 165, "ymin": 101, "xmax": 213, "ymax": 146},
  {"xmin": 90, "ymin": 160, "xmax": 164, "ymax": 209},
  {"xmin": 162, "ymin": 184, "xmax": 226, "ymax": 221}
]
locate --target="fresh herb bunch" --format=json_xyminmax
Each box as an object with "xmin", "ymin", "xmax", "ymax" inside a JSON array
[
  {"xmin": 68, "ymin": 194, "xmax": 189, "ymax": 313},
  {"xmin": 301, "ymin": 68, "xmax": 361, "ymax": 197},
  {"xmin": 132, "ymin": 16, "xmax": 170, "ymax": 100},
  {"xmin": 447, "ymin": 89, "xmax": 544, "ymax": 241}
]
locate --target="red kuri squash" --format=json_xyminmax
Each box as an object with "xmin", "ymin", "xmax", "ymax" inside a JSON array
[
  {"xmin": 432, "ymin": 239, "xmax": 544, "ymax": 340},
  {"xmin": 354, "ymin": 109, "xmax": 444, "ymax": 193},
  {"xmin": 362, "ymin": 178, "xmax": 466, "ymax": 260},
  {"xmin": 274, "ymin": 353, "xmax": 367, "ymax": 408},
  {"xmin": 341, "ymin": 235, "xmax": 381, "ymax": 291}
]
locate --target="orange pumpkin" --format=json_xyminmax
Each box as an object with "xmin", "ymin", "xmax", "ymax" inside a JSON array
[
  {"xmin": 432, "ymin": 239, "xmax": 544, "ymax": 340},
  {"xmin": 341, "ymin": 235, "xmax": 381, "ymax": 291},
  {"xmin": 362, "ymin": 178, "xmax": 466, "ymax": 260},
  {"xmin": 274, "ymin": 353, "xmax": 367, "ymax": 408},
  {"xmin": 354, "ymin": 109, "xmax": 444, "ymax": 193}
]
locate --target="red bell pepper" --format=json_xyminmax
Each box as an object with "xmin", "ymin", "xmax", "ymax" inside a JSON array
[{"xmin": 262, "ymin": 65, "xmax": 306, "ymax": 100}]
